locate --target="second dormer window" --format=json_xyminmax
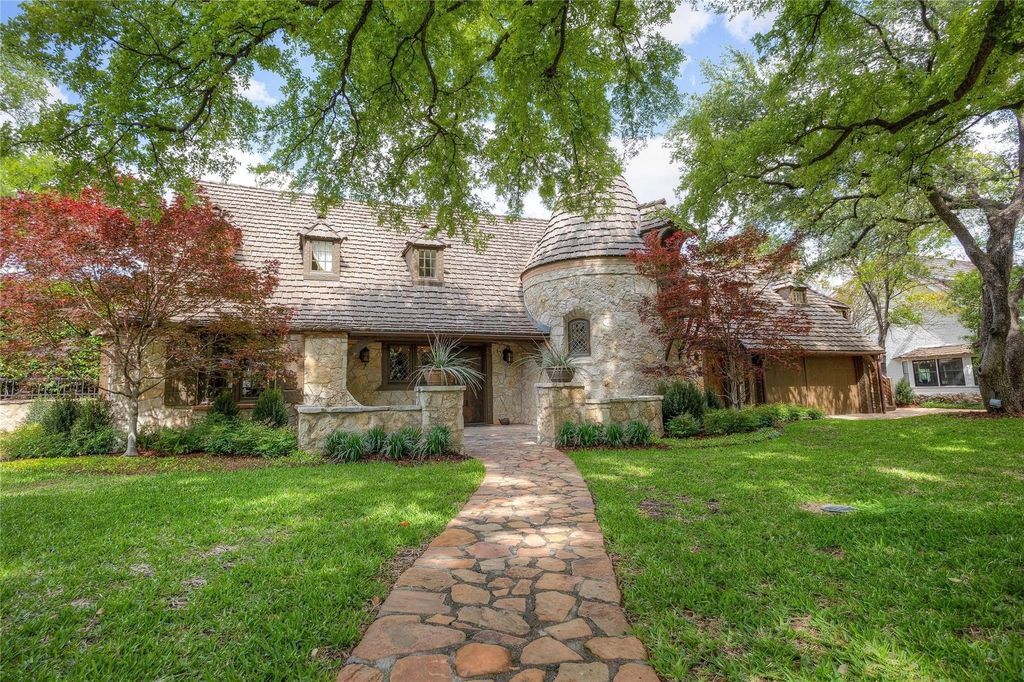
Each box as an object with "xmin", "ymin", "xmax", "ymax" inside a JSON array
[
  {"xmin": 310, "ymin": 240, "xmax": 334, "ymax": 273},
  {"xmin": 791, "ymin": 288, "xmax": 807, "ymax": 304},
  {"xmin": 418, "ymin": 249, "xmax": 437, "ymax": 279}
]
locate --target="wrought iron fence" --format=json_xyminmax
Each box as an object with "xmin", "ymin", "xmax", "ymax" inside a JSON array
[{"xmin": 0, "ymin": 377, "xmax": 100, "ymax": 401}]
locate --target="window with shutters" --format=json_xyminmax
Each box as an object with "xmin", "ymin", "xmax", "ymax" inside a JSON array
[{"xmin": 567, "ymin": 318, "xmax": 591, "ymax": 357}]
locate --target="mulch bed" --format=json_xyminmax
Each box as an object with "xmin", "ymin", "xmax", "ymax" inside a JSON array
[{"xmin": 358, "ymin": 452, "xmax": 473, "ymax": 466}]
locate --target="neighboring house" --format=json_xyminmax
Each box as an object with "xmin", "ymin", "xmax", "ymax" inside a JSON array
[
  {"xmin": 92, "ymin": 176, "xmax": 883, "ymax": 437},
  {"xmin": 884, "ymin": 258, "xmax": 980, "ymax": 397}
]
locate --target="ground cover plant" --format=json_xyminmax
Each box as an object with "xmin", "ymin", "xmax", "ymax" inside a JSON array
[
  {"xmin": 0, "ymin": 453, "xmax": 483, "ymax": 681},
  {"xmin": 556, "ymin": 420, "xmax": 654, "ymax": 449},
  {"xmin": 325, "ymin": 425, "xmax": 456, "ymax": 463},
  {"xmin": 568, "ymin": 415, "xmax": 1024, "ymax": 680},
  {"xmin": 138, "ymin": 415, "xmax": 297, "ymax": 459},
  {"xmin": 0, "ymin": 398, "xmax": 122, "ymax": 459}
]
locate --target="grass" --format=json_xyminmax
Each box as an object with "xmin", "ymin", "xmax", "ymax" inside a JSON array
[
  {"xmin": 567, "ymin": 416, "xmax": 1024, "ymax": 681},
  {"xmin": 0, "ymin": 454, "xmax": 483, "ymax": 681}
]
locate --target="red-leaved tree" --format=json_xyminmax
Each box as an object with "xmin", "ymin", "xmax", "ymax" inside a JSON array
[
  {"xmin": 631, "ymin": 228, "xmax": 811, "ymax": 407},
  {"xmin": 1, "ymin": 189, "xmax": 292, "ymax": 455}
]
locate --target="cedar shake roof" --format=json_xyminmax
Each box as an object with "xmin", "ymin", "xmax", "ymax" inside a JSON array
[
  {"xmin": 199, "ymin": 181, "xmax": 548, "ymax": 338},
  {"xmin": 752, "ymin": 286, "xmax": 883, "ymax": 355},
  {"xmin": 524, "ymin": 176, "xmax": 645, "ymax": 272},
  {"xmin": 923, "ymin": 257, "xmax": 974, "ymax": 285},
  {"xmin": 894, "ymin": 344, "xmax": 972, "ymax": 361},
  {"xmin": 638, "ymin": 199, "xmax": 673, "ymax": 236}
]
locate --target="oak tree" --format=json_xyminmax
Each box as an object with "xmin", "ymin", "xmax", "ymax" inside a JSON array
[
  {"xmin": 675, "ymin": 0, "xmax": 1023, "ymax": 412},
  {"xmin": 1, "ymin": 0, "xmax": 684, "ymax": 243}
]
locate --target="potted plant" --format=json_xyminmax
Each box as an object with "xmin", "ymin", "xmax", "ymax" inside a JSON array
[
  {"xmin": 524, "ymin": 340, "xmax": 582, "ymax": 383},
  {"xmin": 413, "ymin": 335, "xmax": 485, "ymax": 390}
]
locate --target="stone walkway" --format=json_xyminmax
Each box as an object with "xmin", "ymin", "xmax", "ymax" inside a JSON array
[{"xmin": 337, "ymin": 426, "xmax": 658, "ymax": 682}]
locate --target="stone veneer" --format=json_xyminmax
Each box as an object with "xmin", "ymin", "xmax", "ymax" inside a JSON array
[
  {"xmin": 535, "ymin": 384, "xmax": 664, "ymax": 446},
  {"xmin": 297, "ymin": 386, "xmax": 465, "ymax": 452},
  {"xmin": 522, "ymin": 257, "xmax": 664, "ymax": 400},
  {"xmin": 303, "ymin": 333, "xmax": 358, "ymax": 406}
]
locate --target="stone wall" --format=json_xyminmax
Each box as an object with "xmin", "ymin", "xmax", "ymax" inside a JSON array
[
  {"xmin": 304, "ymin": 333, "xmax": 358, "ymax": 406},
  {"xmin": 0, "ymin": 400, "xmax": 33, "ymax": 432},
  {"xmin": 522, "ymin": 257, "xmax": 665, "ymax": 400},
  {"xmin": 536, "ymin": 384, "xmax": 664, "ymax": 445},
  {"xmin": 585, "ymin": 396, "xmax": 664, "ymax": 437},
  {"xmin": 346, "ymin": 341, "xmax": 418, "ymax": 406},
  {"xmin": 297, "ymin": 386, "xmax": 466, "ymax": 453}
]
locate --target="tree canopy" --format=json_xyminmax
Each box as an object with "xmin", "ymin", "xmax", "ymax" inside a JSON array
[
  {"xmin": 674, "ymin": 0, "xmax": 1023, "ymax": 412},
  {"xmin": 1, "ymin": 0, "xmax": 684, "ymax": 243}
]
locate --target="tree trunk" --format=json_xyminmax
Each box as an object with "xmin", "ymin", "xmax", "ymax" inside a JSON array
[
  {"xmin": 124, "ymin": 391, "xmax": 140, "ymax": 456},
  {"xmin": 976, "ymin": 218, "xmax": 1024, "ymax": 414}
]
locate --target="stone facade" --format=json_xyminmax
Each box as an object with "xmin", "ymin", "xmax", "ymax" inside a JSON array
[
  {"xmin": 535, "ymin": 384, "xmax": 588, "ymax": 446},
  {"xmin": 303, "ymin": 333, "xmax": 357, "ymax": 406},
  {"xmin": 586, "ymin": 397, "xmax": 664, "ymax": 437},
  {"xmin": 297, "ymin": 386, "xmax": 466, "ymax": 452},
  {"xmin": 490, "ymin": 341, "xmax": 543, "ymax": 425},
  {"xmin": 522, "ymin": 257, "xmax": 664, "ymax": 400}
]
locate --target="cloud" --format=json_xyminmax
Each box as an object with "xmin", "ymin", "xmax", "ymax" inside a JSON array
[
  {"xmin": 240, "ymin": 78, "xmax": 277, "ymax": 106},
  {"xmin": 45, "ymin": 82, "xmax": 68, "ymax": 104},
  {"xmin": 659, "ymin": 4, "xmax": 714, "ymax": 45},
  {"xmin": 724, "ymin": 9, "xmax": 777, "ymax": 41},
  {"xmin": 201, "ymin": 148, "xmax": 289, "ymax": 189},
  {"xmin": 619, "ymin": 136, "xmax": 682, "ymax": 206}
]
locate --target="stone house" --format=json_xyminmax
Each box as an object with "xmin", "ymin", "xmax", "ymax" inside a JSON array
[{"xmin": 93, "ymin": 176, "xmax": 883, "ymax": 447}]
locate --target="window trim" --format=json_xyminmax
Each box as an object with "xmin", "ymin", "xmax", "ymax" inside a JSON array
[
  {"xmin": 381, "ymin": 342, "xmax": 429, "ymax": 390},
  {"xmin": 405, "ymin": 246, "xmax": 444, "ymax": 285},
  {"xmin": 912, "ymin": 359, "xmax": 939, "ymax": 387},
  {"xmin": 936, "ymin": 356, "xmax": 966, "ymax": 387},
  {"xmin": 302, "ymin": 237, "xmax": 342, "ymax": 280},
  {"xmin": 912, "ymin": 356, "xmax": 968, "ymax": 387},
  {"xmin": 791, "ymin": 287, "xmax": 808, "ymax": 305}
]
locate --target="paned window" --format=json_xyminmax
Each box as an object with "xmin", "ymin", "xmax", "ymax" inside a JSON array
[
  {"xmin": 418, "ymin": 249, "xmax": 437, "ymax": 279},
  {"xmin": 387, "ymin": 346, "xmax": 412, "ymax": 383},
  {"xmin": 937, "ymin": 357, "xmax": 966, "ymax": 386},
  {"xmin": 310, "ymin": 239, "xmax": 334, "ymax": 272},
  {"xmin": 912, "ymin": 360, "xmax": 938, "ymax": 387},
  {"xmin": 567, "ymin": 318, "xmax": 591, "ymax": 357},
  {"xmin": 791, "ymin": 288, "xmax": 807, "ymax": 304}
]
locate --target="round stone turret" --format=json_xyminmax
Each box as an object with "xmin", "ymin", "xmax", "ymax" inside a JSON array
[{"xmin": 521, "ymin": 176, "xmax": 663, "ymax": 400}]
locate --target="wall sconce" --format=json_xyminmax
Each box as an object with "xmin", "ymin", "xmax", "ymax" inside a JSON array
[
  {"xmin": 359, "ymin": 347, "xmax": 370, "ymax": 364},
  {"xmin": 502, "ymin": 346, "xmax": 513, "ymax": 364}
]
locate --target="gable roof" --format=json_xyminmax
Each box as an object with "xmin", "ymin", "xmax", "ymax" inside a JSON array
[
  {"xmin": 923, "ymin": 257, "xmax": 974, "ymax": 285},
  {"xmin": 894, "ymin": 343, "xmax": 971, "ymax": 361},
  {"xmin": 753, "ymin": 285, "xmax": 883, "ymax": 355},
  {"xmin": 200, "ymin": 181, "xmax": 548, "ymax": 338}
]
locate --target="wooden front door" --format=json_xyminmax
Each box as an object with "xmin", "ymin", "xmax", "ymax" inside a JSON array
[{"xmin": 458, "ymin": 346, "xmax": 487, "ymax": 425}]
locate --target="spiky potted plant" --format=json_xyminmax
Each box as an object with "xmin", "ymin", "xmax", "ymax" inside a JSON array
[
  {"xmin": 525, "ymin": 340, "xmax": 582, "ymax": 383},
  {"xmin": 413, "ymin": 335, "xmax": 485, "ymax": 390}
]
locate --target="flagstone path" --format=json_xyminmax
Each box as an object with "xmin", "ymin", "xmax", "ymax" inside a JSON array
[{"xmin": 337, "ymin": 425, "xmax": 658, "ymax": 682}]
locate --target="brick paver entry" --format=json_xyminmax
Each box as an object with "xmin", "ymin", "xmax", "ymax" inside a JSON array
[{"xmin": 337, "ymin": 426, "xmax": 658, "ymax": 682}]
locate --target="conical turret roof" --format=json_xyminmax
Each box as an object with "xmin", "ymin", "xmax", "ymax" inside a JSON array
[{"xmin": 523, "ymin": 176, "xmax": 643, "ymax": 273}]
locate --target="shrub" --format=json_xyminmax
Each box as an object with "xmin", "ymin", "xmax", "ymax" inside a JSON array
[
  {"xmin": 76, "ymin": 398, "xmax": 113, "ymax": 433},
  {"xmin": 894, "ymin": 378, "xmax": 915, "ymax": 406},
  {"xmin": 576, "ymin": 422, "xmax": 604, "ymax": 447},
  {"xmin": 252, "ymin": 388, "xmax": 288, "ymax": 427},
  {"xmin": 705, "ymin": 389, "xmax": 723, "ymax": 410},
  {"xmin": 325, "ymin": 430, "xmax": 365, "ymax": 462},
  {"xmin": 556, "ymin": 422, "xmax": 580, "ymax": 448},
  {"xmin": 603, "ymin": 422, "xmax": 626, "ymax": 447},
  {"xmin": 420, "ymin": 426, "xmax": 453, "ymax": 458},
  {"xmin": 144, "ymin": 419, "xmax": 295, "ymax": 458},
  {"xmin": 624, "ymin": 420, "xmax": 654, "ymax": 446},
  {"xmin": 382, "ymin": 430, "xmax": 409, "ymax": 456},
  {"xmin": 364, "ymin": 425, "xmax": 388, "ymax": 455},
  {"xmin": 145, "ymin": 423, "xmax": 206, "ymax": 455},
  {"xmin": 25, "ymin": 398, "xmax": 52, "ymax": 425},
  {"xmin": 805, "ymin": 407, "xmax": 825, "ymax": 420},
  {"xmin": 703, "ymin": 409, "xmax": 741, "ymax": 436},
  {"xmin": 660, "ymin": 381, "xmax": 706, "ymax": 425},
  {"xmin": 40, "ymin": 398, "xmax": 80, "ymax": 434},
  {"xmin": 0, "ymin": 422, "xmax": 121, "ymax": 459},
  {"xmin": 209, "ymin": 391, "xmax": 240, "ymax": 420},
  {"xmin": 667, "ymin": 413, "xmax": 701, "ymax": 438}
]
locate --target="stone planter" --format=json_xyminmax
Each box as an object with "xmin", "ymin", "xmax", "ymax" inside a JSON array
[{"xmin": 545, "ymin": 367, "xmax": 576, "ymax": 383}]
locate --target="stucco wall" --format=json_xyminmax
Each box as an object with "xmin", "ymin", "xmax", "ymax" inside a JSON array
[
  {"xmin": 0, "ymin": 400, "xmax": 34, "ymax": 432},
  {"xmin": 522, "ymin": 257, "xmax": 664, "ymax": 400}
]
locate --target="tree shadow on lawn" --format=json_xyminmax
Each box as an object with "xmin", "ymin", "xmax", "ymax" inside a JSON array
[
  {"xmin": 570, "ymin": 416, "xmax": 1024, "ymax": 681},
  {"xmin": 0, "ymin": 459, "xmax": 484, "ymax": 681}
]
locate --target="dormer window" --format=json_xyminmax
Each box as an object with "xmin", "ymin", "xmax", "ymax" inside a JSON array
[
  {"xmin": 403, "ymin": 238, "xmax": 445, "ymax": 285},
  {"xmin": 791, "ymin": 287, "xmax": 807, "ymax": 304},
  {"xmin": 417, "ymin": 248, "xmax": 438, "ymax": 280},
  {"xmin": 310, "ymin": 240, "xmax": 334, "ymax": 273},
  {"xmin": 299, "ymin": 214, "xmax": 345, "ymax": 280}
]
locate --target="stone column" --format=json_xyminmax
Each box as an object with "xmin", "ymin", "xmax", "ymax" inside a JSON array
[
  {"xmin": 303, "ymin": 332, "xmax": 351, "ymax": 406},
  {"xmin": 535, "ymin": 383, "xmax": 587, "ymax": 446},
  {"xmin": 417, "ymin": 386, "xmax": 466, "ymax": 453}
]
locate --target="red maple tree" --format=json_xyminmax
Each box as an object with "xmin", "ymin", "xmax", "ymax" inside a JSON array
[
  {"xmin": 1, "ymin": 188, "xmax": 292, "ymax": 454},
  {"xmin": 631, "ymin": 228, "xmax": 811, "ymax": 407}
]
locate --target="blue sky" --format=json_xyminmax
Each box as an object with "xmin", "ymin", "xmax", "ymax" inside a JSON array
[{"xmin": 1, "ymin": 1, "xmax": 773, "ymax": 217}]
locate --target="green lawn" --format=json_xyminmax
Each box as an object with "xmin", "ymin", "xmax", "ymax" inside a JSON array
[
  {"xmin": 568, "ymin": 416, "xmax": 1024, "ymax": 681},
  {"xmin": 0, "ymin": 455, "xmax": 483, "ymax": 681}
]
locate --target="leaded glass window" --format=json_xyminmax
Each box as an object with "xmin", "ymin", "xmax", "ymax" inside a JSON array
[
  {"xmin": 567, "ymin": 318, "xmax": 591, "ymax": 357},
  {"xmin": 388, "ymin": 346, "xmax": 411, "ymax": 382}
]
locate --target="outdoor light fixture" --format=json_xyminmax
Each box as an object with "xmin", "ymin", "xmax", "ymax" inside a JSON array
[
  {"xmin": 502, "ymin": 346, "xmax": 513, "ymax": 364},
  {"xmin": 359, "ymin": 347, "xmax": 370, "ymax": 364}
]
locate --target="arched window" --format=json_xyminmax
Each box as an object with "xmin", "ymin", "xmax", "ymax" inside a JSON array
[{"xmin": 567, "ymin": 318, "xmax": 591, "ymax": 357}]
